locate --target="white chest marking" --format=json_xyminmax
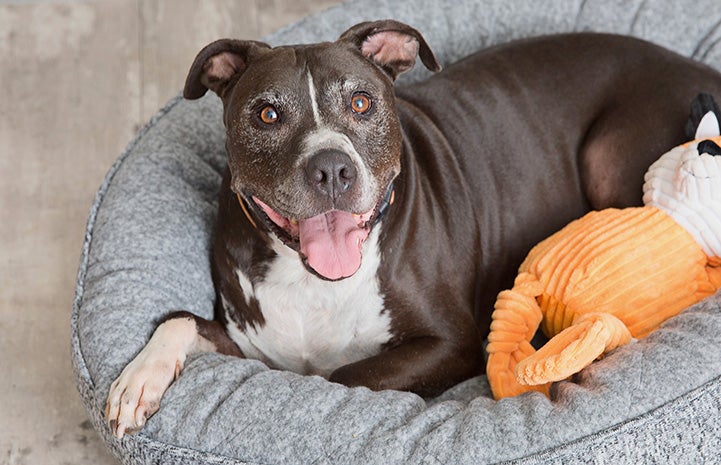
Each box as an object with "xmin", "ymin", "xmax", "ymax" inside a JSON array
[{"xmin": 225, "ymin": 227, "xmax": 391, "ymax": 377}]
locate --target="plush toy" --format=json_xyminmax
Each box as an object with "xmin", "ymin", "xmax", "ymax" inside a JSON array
[{"xmin": 486, "ymin": 94, "xmax": 721, "ymax": 400}]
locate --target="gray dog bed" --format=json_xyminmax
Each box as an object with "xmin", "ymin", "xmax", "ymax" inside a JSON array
[{"xmin": 72, "ymin": 0, "xmax": 721, "ymax": 463}]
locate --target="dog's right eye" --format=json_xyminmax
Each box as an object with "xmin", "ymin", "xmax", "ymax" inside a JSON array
[
  {"xmin": 258, "ymin": 105, "xmax": 279, "ymax": 124},
  {"xmin": 350, "ymin": 92, "xmax": 372, "ymax": 115}
]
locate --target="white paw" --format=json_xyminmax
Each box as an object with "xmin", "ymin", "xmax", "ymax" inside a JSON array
[
  {"xmin": 105, "ymin": 347, "xmax": 182, "ymax": 439},
  {"xmin": 104, "ymin": 317, "xmax": 199, "ymax": 439}
]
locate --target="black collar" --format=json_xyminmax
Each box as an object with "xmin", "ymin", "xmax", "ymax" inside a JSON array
[{"xmin": 373, "ymin": 181, "xmax": 395, "ymax": 226}]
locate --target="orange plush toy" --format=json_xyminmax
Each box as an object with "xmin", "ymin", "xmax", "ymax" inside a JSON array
[{"xmin": 486, "ymin": 94, "xmax": 721, "ymax": 400}]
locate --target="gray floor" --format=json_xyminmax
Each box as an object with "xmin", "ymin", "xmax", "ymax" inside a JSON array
[{"xmin": 0, "ymin": 1, "xmax": 339, "ymax": 463}]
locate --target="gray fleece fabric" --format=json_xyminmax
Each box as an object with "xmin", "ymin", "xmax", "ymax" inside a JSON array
[{"xmin": 72, "ymin": 0, "xmax": 721, "ymax": 463}]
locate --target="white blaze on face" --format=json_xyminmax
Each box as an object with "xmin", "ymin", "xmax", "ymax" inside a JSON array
[
  {"xmin": 301, "ymin": 70, "xmax": 379, "ymax": 203},
  {"xmin": 307, "ymin": 71, "xmax": 322, "ymax": 125},
  {"xmin": 643, "ymin": 138, "xmax": 721, "ymax": 258}
]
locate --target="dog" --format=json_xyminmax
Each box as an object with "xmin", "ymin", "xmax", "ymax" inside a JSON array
[{"xmin": 106, "ymin": 20, "xmax": 721, "ymax": 438}]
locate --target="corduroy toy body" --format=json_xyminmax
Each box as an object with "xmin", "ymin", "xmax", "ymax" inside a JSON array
[{"xmin": 487, "ymin": 94, "xmax": 721, "ymax": 400}]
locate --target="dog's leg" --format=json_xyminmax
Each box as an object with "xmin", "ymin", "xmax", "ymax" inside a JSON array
[
  {"xmin": 105, "ymin": 312, "xmax": 241, "ymax": 439},
  {"xmin": 328, "ymin": 335, "xmax": 483, "ymax": 398},
  {"xmin": 328, "ymin": 307, "xmax": 485, "ymax": 398}
]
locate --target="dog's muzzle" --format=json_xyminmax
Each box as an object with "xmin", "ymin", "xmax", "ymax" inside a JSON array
[{"xmin": 237, "ymin": 182, "xmax": 394, "ymax": 281}]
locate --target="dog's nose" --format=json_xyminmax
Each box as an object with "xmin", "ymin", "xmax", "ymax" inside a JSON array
[{"xmin": 305, "ymin": 150, "xmax": 357, "ymax": 199}]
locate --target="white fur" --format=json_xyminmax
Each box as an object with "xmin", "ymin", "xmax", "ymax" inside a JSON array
[
  {"xmin": 225, "ymin": 227, "xmax": 392, "ymax": 377},
  {"xmin": 106, "ymin": 317, "xmax": 215, "ymax": 438},
  {"xmin": 235, "ymin": 268, "xmax": 255, "ymax": 305},
  {"xmin": 307, "ymin": 71, "xmax": 322, "ymax": 125},
  {"xmin": 302, "ymin": 127, "xmax": 363, "ymax": 162}
]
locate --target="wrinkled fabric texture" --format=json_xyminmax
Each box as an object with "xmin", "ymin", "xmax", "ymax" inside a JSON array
[{"xmin": 72, "ymin": 0, "xmax": 721, "ymax": 463}]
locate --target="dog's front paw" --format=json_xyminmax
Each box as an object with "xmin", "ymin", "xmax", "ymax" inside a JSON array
[
  {"xmin": 105, "ymin": 332, "xmax": 186, "ymax": 439},
  {"xmin": 105, "ymin": 318, "xmax": 197, "ymax": 439},
  {"xmin": 104, "ymin": 315, "xmax": 215, "ymax": 438}
]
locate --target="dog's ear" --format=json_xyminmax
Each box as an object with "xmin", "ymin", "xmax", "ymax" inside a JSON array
[
  {"xmin": 183, "ymin": 39, "xmax": 270, "ymax": 100},
  {"xmin": 338, "ymin": 20, "xmax": 441, "ymax": 80}
]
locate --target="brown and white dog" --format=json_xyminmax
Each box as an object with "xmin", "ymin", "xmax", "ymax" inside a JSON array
[{"xmin": 106, "ymin": 20, "xmax": 721, "ymax": 438}]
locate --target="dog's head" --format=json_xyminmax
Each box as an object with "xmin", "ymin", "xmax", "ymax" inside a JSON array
[
  {"xmin": 184, "ymin": 20, "xmax": 439, "ymax": 281},
  {"xmin": 643, "ymin": 93, "xmax": 721, "ymax": 260}
]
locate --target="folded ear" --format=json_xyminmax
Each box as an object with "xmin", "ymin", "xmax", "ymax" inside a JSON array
[
  {"xmin": 338, "ymin": 20, "xmax": 441, "ymax": 80},
  {"xmin": 183, "ymin": 39, "xmax": 270, "ymax": 100}
]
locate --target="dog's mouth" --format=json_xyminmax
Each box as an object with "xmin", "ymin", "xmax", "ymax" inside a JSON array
[{"xmin": 244, "ymin": 184, "xmax": 393, "ymax": 281}]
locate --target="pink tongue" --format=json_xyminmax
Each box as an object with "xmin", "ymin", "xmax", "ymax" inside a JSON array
[{"xmin": 299, "ymin": 210, "xmax": 369, "ymax": 280}]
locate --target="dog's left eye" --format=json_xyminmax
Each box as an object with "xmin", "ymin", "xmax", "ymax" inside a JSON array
[
  {"xmin": 350, "ymin": 92, "xmax": 372, "ymax": 114},
  {"xmin": 258, "ymin": 105, "xmax": 279, "ymax": 124}
]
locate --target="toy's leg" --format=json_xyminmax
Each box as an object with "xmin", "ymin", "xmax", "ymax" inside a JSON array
[
  {"xmin": 486, "ymin": 273, "xmax": 550, "ymax": 399},
  {"xmin": 515, "ymin": 312, "xmax": 632, "ymax": 386}
]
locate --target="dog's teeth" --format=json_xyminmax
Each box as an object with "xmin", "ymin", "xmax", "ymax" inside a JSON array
[{"xmin": 290, "ymin": 219, "xmax": 298, "ymax": 226}]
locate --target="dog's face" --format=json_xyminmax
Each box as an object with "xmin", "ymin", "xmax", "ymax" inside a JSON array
[
  {"xmin": 184, "ymin": 21, "xmax": 439, "ymax": 280},
  {"xmin": 222, "ymin": 43, "xmax": 401, "ymax": 224}
]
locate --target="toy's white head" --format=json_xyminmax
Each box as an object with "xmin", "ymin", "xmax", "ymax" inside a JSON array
[{"xmin": 643, "ymin": 103, "xmax": 721, "ymax": 259}]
